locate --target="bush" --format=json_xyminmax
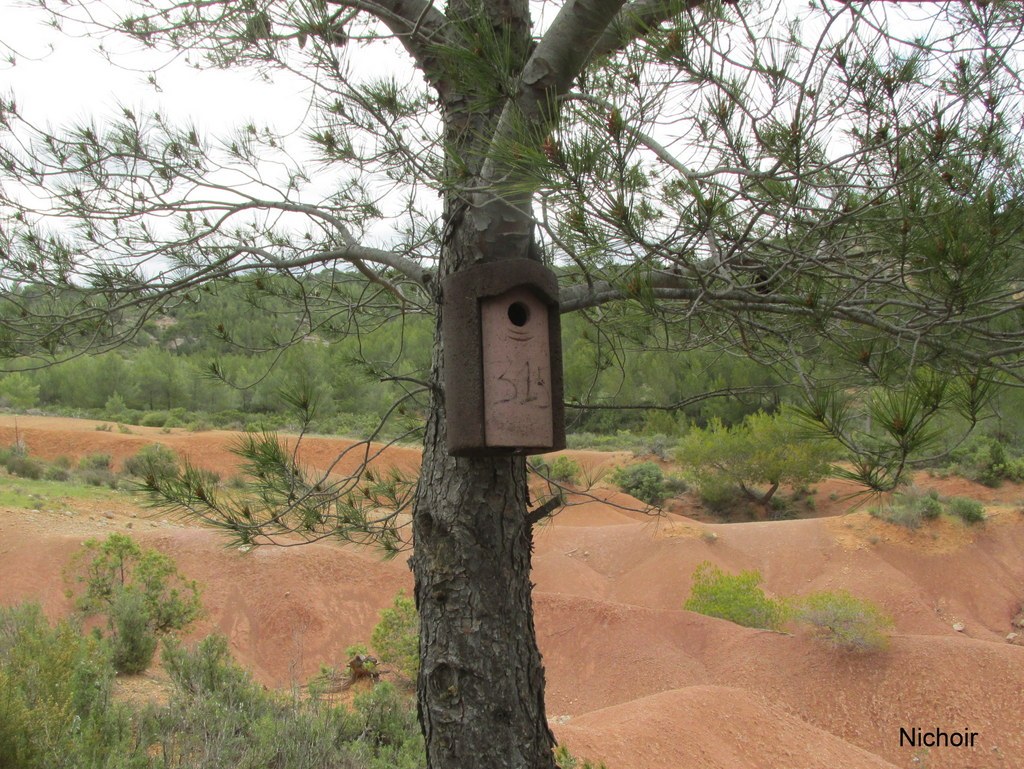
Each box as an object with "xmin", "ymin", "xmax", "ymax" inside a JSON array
[
  {"xmin": 610, "ymin": 461, "xmax": 666, "ymax": 504},
  {"xmin": 870, "ymin": 501, "xmax": 923, "ymax": 529},
  {"xmin": 791, "ymin": 590, "xmax": 893, "ymax": 652},
  {"xmin": 162, "ymin": 634, "xmax": 262, "ymax": 709},
  {"xmin": 871, "ymin": 486, "xmax": 942, "ymax": 528},
  {"xmin": 548, "ymin": 455, "xmax": 582, "ymax": 484},
  {"xmin": 371, "ymin": 592, "xmax": 419, "ymax": 681},
  {"xmin": 140, "ymin": 411, "xmax": 170, "ymax": 427},
  {"xmin": 684, "ymin": 562, "xmax": 787, "ymax": 630},
  {"xmin": 920, "ymin": 489, "xmax": 943, "ymax": 519},
  {"xmin": 555, "ymin": 745, "xmax": 609, "ymax": 769},
  {"xmin": 352, "ymin": 683, "xmax": 423, "ymax": 760},
  {"xmin": 677, "ymin": 408, "xmax": 833, "ymax": 514},
  {"xmin": 529, "ymin": 455, "xmax": 582, "ymax": 485},
  {"xmin": 4, "ymin": 454, "xmax": 43, "ymax": 480},
  {"xmin": 103, "ymin": 392, "xmax": 129, "ymax": 421},
  {"xmin": 109, "ymin": 588, "xmax": 159, "ymax": 674},
  {"xmin": 79, "ymin": 453, "xmax": 113, "ymax": 472},
  {"xmin": 158, "ymin": 634, "xmax": 424, "ymax": 769},
  {"xmin": 0, "ymin": 372, "xmax": 39, "ymax": 410},
  {"xmin": 873, "ymin": 489, "xmax": 986, "ymax": 527},
  {"xmin": 0, "ymin": 603, "xmax": 140, "ymax": 768},
  {"xmin": 123, "ymin": 443, "xmax": 180, "ymax": 483},
  {"xmin": 694, "ymin": 475, "xmax": 742, "ymax": 512},
  {"xmin": 949, "ymin": 496, "xmax": 985, "ymax": 524},
  {"xmin": 43, "ymin": 463, "xmax": 72, "ymax": 482},
  {"xmin": 78, "ymin": 453, "xmax": 118, "ymax": 487},
  {"xmin": 66, "ymin": 533, "xmax": 202, "ymax": 673},
  {"xmin": 951, "ymin": 435, "xmax": 1024, "ymax": 487}
]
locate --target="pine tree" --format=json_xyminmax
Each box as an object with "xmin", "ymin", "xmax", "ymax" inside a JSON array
[{"xmin": 4, "ymin": 2, "xmax": 1024, "ymax": 767}]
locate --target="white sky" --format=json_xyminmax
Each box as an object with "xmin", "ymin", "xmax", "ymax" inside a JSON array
[
  {"xmin": 2, "ymin": 1, "xmax": 318, "ymax": 134},
  {"xmin": 1, "ymin": 0, "xmax": 428, "ymax": 249}
]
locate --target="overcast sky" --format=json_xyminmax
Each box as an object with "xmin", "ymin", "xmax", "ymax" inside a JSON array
[{"xmin": 2, "ymin": 0, "xmax": 320, "ymax": 135}]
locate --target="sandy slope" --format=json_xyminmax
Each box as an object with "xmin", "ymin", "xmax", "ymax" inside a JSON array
[{"xmin": 1, "ymin": 415, "xmax": 1022, "ymax": 769}]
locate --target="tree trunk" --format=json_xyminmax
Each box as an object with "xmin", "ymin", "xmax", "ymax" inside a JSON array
[
  {"xmin": 408, "ymin": 2, "xmax": 557, "ymax": 764},
  {"xmin": 411, "ymin": 371, "xmax": 555, "ymax": 769}
]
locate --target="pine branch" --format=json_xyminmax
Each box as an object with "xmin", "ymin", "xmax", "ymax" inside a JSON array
[{"xmin": 482, "ymin": 0, "xmax": 633, "ymax": 188}]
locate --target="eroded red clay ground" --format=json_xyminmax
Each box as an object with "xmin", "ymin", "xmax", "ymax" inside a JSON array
[{"xmin": 2, "ymin": 415, "xmax": 1022, "ymax": 769}]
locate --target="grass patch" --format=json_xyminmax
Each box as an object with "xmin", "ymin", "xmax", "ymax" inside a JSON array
[{"xmin": 0, "ymin": 476, "xmax": 124, "ymax": 510}]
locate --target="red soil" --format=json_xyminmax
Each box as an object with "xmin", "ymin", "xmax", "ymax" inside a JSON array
[{"xmin": 1, "ymin": 415, "xmax": 1022, "ymax": 769}]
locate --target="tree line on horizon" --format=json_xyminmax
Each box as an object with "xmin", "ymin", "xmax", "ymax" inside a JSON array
[{"xmin": 0, "ymin": 270, "xmax": 789, "ymax": 437}]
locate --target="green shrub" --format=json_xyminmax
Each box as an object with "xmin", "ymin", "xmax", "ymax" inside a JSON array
[
  {"xmin": 78, "ymin": 453, "xmax": 118, "ymax": 487},
  {"xmin": 103, "ymin": 391, "xmax": 130, "ymax": 421},
  {"xmin": 555, "ymin": 745, "xmax": 609, "ymax": 769},
  {"xmin": 530, "ymin": 455, "xmax": 582, "ymax": 485},
  {"xmin": 873, "ymin": 489, "xmax": 986, "ymax": 527},
  {"xmin": 141, "ymin": 411, "xmax": 170, "ymax": 427},
  {"xmin": 872, "ymin": 503, "xmax": 920, "ymax": 527},
  {"xmin": 791, "ymin": 590, "xmax": 893, "ymax": 652},
  {"xmin": 158, "ymin": 635, "xmax": 424, "ymax": 769},
  {"xmin": 66, "ymin": 533, "xmax": 202, "ymax": 673},
  {"xmin": 548, "ymin": 455, "xmax": 582, "ymax": 484},
  {"xmin": 684, "ymin": 562, "xmax": 787, "ymax": 630},
  {"xmin": 371, "ymin": 592, "xmax": 419, "ymax": 681},
  {"xmin": 43, "ymin": 463, "xmax": 71, "ymax": 482},
  {"xmin": 870, "ymin": 487, "xmax": 943, "ymax": 528},
  {"xmin": 677, "ymin": 409, "xmax": 833, "ymax": 513},
  {"xmin": 664, "ymin": 473, "xmax": 688, "ymax": 495},
  {"xmin": 920, "ymin": 489, "xmax": 943, "ymax": 519},
  {"xmin": 949, "ymin": 496, "xmax": 985, "ymax": 524},
  {"xmin": 162, "ymin": 634, "xmax": 262, "ymax": 709},
  {"xmin": 78, "ymin": 453, "xmax": 113, "ymax": 472},
  {"xmin": 109, "ymin": 588, "xmax": 159, "ymax": 674},
  {"xmin": 157, "ymin": 635, "xmax": 297, "ymax": 765},
  {"xmin": 0, "ymin": 603, "xmax": 141, "ymax": 769},
  {"xmin": 0, "ymin": 372, "xmax": 39, "ymax": 410},
  {"xmin": 610, "ymin": 461, "xmax": 666, "ymax": 504},
  {"xmin": 694, "ymin": 475, "xmax": 742, "ymax": 512},
  {"xmin": 352, "ymin": 682, "xmax": 423, "ymax": 760},
  {"xmin": 123, "ymin": 443, "xmax": 180, "ymax": 483},
  {"xmin": 4, "ymin": 454, "xmax": 43, "ymax": 480},
  {"xmin": 951, "ymin": 435, "xmax": 1024, "ymax": 487}
]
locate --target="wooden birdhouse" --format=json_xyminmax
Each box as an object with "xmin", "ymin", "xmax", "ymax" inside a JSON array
[{"xmin": 442, "ymin": 258, "xmax": 566, "ymax": 456}]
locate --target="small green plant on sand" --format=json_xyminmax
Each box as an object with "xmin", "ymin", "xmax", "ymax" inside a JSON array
[
  {"xmin": 555, "ymin": 745, "xmax": 609, "ymax": 769},
  {"xmin": 610, "ymin": 461, "xmax": 666, "ymax": 505},
  {"xmin": 684, "ymin": 562, "xmax": 787, "ymax": 630},
  {"xmin": 790, "ymin": 590, "xmax": 893, "ymax": 652},
  {"xmin": 548, "ymin": 455, "xmax": 582, "ymax": 484},
  {"xmin": 948, "ymin": 496, "xmax": 985, "ymax": 524},
  {"xmin": 872, "ymin": 488, "xmax": 985, "ymax": 528},
  {"xmin": 684, "ymin": 565, "xmax": 893, "ymax": 652}
]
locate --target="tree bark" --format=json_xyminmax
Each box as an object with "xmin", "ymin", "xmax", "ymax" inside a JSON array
[
  {"xmin": 408, "ymin": 1, "xmax": 557, "ymax": 766},
  {"xmin": 411, "ymin": 204, "xmax": 555, "ymax": 768},
  {"xmin": 411, "ymin": 364, "xmax": 555, "ymax": 769}
]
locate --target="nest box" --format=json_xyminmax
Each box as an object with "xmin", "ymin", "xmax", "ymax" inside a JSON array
[{"xmin": 442, "ymin": 258, "xmax": 566, "ymax": 456}]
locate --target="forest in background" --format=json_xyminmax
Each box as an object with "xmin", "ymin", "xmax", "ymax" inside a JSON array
[
  {"xmin": 1, "ymin": 270, "xmax": 1023, "ymax": 472},
  {"xmin": 0, "ymin": 270, "xmax": 790, "ymax": 441}
]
